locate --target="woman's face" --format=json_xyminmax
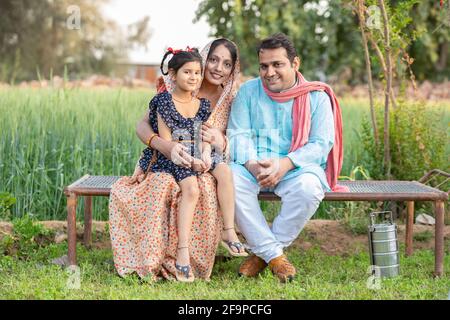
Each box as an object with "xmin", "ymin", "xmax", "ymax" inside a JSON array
[{"xmin": 204, "ymin": 44, "xmax": 234, "ymax": 86}]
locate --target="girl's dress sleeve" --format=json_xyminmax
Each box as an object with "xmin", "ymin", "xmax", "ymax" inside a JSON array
[{"xmin": 155, "ymin": 92, "xmax": 179, "ymax": 131}]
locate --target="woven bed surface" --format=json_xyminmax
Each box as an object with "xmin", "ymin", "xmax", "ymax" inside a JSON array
[
  {"xmin": 336, "ymin": 180, "xmax": 439, "ymax": 194},
  {"xmin": 69, "ymin": 176, "xmax": 442, "ymax": 195},
  {"xmin": 73, "ymin": 175, "xmax": 121, "ymax": 189}
]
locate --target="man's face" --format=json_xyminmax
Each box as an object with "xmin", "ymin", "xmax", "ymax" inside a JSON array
[{"xmin": 259, "ymin": 47, "xmax": 300, "ymax": 92}]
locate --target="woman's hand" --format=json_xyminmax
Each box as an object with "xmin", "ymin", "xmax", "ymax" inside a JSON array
[
  {"xmin": 201, "ymin": 123, "xmax": 225, "ymax": 150},
  {"xmin": 127, "ymin": 164, "xmax": 146, "ymax": 185}
]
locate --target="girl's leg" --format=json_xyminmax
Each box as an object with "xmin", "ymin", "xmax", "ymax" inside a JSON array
[
  {"xmin": 177, "ymin": 176, "xmax": 200, "ymax": 266},
  {"xmin": 211, "ymin": 163, "xmax": 245, "ymax": 254}
]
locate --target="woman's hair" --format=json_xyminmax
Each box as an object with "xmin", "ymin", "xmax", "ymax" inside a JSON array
[
  {"xmin": 208, "ymin": 38, "xmax": 238, "ymax": 72},
  {"xmin": 160, "ymin": 48, "xmax": 203, "ymax": 75}
]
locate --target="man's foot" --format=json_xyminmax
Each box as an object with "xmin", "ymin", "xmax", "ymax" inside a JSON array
[
  {"xmin": 238, "ymin": 254, "xmax": 267, "ymax": 277},
  {"xmin": 268, "ymin": 254, "xmax": 296, "ymax": 283},
  {"xmin": 222, "ymin": 227, "xmax": 248, "ymax": 257}
]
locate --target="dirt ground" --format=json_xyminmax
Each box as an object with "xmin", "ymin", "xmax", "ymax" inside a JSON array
[{"xmin": 1, "ymin": 219, "xmax": 448, "ymax": 256}]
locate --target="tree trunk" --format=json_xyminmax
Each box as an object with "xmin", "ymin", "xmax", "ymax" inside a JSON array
[
  {"xmin": 435, "ymin": 41, "xmax": 448, "ymax": 72},
  {"xmin": 356, "ymin": 0, "xmax": 379, "ymax": 144},
  {"xmin": 379, "ymin": 0, "xmax": 392, "ymax": 179}
]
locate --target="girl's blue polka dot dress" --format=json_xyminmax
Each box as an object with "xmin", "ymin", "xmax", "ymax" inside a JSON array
[{"xmin": 139, "ymin": 91, "xmax": 223, "ymax": 182}]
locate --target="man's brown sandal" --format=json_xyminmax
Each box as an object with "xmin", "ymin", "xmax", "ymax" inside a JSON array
[
  {"xmin": 268, "ymin": 254, "xmax": 296, "ymax": 283},
  {"xmin": 238, "ymin": 254, "xmax": 267, "ymax": 277}
]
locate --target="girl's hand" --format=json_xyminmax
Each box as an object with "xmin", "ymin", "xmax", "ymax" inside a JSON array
[
  {"xmin": 192, "ymin": 158, "xmax": 208, "ymax": 172},
  {"xmin": 201, "ymin": 152, "xmax": 212, "ymax": 172},
  {"xmin": 127, "ymin": 164, "xmax": 146, "ymax": 185},
  {"xmin": 163, "ymin": 141, "xmax": 193, "ymax": 168},
  {"xmin": 201, "ymin": 123, "xmax": 225, "ymax": 150}
]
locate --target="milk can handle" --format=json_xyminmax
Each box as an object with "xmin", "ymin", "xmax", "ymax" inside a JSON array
[{"xmin": 369, "ymin": 211, "xmax": 394, "ymax": 226}]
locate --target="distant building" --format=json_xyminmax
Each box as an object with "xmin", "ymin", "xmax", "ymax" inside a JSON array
[{"xmin": 115, "ymin": 62, "xmax": 161, "ymax": 85}]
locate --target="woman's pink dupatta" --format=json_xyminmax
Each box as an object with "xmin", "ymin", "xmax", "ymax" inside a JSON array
[{"xmin": 262, "ymin": 71, "xmax": 348, "ymax": 192}]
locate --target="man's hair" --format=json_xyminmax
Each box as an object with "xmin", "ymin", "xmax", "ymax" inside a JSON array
[{"xmin": 257, "ymin": 33, "xmax": 298, "ymax": 63}]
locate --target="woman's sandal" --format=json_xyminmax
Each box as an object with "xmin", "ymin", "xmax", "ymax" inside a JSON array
[
  {"xmin": 175, "ymin": 247, "xmax": 195, "ymax": 282},
  {"xmin": 221, "ymin": 227, "xmax": 249, "ymax": 257}
]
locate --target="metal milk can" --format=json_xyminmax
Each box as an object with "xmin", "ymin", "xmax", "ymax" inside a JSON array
[{"xmin": 368, "ymin": 211, "xmax": 400, "ymax": 278}]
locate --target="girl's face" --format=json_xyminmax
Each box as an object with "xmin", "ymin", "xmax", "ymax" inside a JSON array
[
  {"xmin": 171, "ymin": 61, "xmax": 202, "ymax": 92},
  {"xmin": 204, "ymin": 44, "xmax": 234, "ymax": 86}
]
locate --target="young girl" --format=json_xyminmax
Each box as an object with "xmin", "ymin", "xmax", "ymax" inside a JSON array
[{"xmin": 149, "ymin": 47, "xmax": 247, "ymax": 282}]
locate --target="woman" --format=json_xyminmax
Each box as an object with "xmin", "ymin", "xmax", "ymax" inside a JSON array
[{"xmin": 109, "ymin": 38, "xmax": 240, "ymax": 281}]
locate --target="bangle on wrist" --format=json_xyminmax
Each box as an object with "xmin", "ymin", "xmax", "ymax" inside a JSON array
[{"xmin": 146, "ymin": 133, "xmax": 159, "ymax": 149}]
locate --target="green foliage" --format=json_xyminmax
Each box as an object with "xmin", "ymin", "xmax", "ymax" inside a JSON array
[
  {"xmin": 330, "ymin": 166, "xmax": 378, "ymax": 235},
  {"xmin": 196, "ymin": 0, "xmax": 450, "ymax": 81},
  {"xmin": 359, "ymin": 100, "xmax": 448, "ymax": 181},
  {"xmin": 331, "ymin": 201, "xmax": 374, "ymax": 235},
  {"xmin": 0, "ymin": 87, "xmax": 151, "ymax": 220},
  {"xmin": 12, "ymin": 215, "xmax": 51, "ymax": 243},
  {"xmin": 0, "ymin": 192, "xmax": 16, "ymax": 221},
  {"xmin": 0, "ymin": 0, "xmax": 151, "ymax": 82},
  {"xmin": 339, "ymin": 165, "xmax": 371, "ymax": 181},
  {"xmin": 413, "ymin": 230, "xmax": 433, "ymax": 242},
  {"xmin": 1, "ymin": 215, "xmax": 53, "ymax": 259},
  {"xmin": 0, "ymin": 243, "xmax": 449, "ymax": 299},
  {"xmin": 196, "ymin": 0, "xmax": 363, "ymax": 81},
  {"xmin": 408, "ymin": 1, "xmax": 450, "ymax": 81}
]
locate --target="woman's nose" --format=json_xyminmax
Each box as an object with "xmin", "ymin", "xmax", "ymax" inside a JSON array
[{"xmin": 215, "ymin": 62, "xmax": 224, "ymax": 72}]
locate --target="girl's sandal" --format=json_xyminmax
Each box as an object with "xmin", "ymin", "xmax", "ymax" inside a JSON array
[
  {"xmin": 175, "ymin": 247, "xmax": 195, "ymax": 282},
  {"xmin": 221, "ymin": 227, "xmax": 249, "ymax": 257}
]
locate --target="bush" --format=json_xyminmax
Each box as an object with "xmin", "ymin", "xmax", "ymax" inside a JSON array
[
  {"xmin": 0, "ymin": 192, "xmax": 16, "ymax": 221},
  {"xmin": 331, "ymin": 166, "xmax": 381, "ymax": 235},
  {"xmin": 1, "ymin": 214, "xmax": 53, "ymax": 259},
  {"xmin": 359, "ymin": 100, "xmax": 447, "ymax": 181}
]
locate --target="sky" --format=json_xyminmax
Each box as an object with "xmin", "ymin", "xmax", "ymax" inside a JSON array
[{"xmin": 103, "ymin": 0, "xmax": 214, "ymax": 64}]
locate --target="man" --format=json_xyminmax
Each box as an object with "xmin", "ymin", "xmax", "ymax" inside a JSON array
[{"xmin": 227, "ymin": 33, "xmax": 344, "ymax": 282}]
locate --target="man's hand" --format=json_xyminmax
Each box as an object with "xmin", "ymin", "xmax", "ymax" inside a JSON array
[
  {"xmin": 245, "ymin": 160, "xmax": 264, "ymax": 179},
  {"xmin": 256, "ymin": 158, "xmax": 295, "ymax": 188}
]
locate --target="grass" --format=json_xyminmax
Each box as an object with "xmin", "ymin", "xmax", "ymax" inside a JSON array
[
  {"xmin": 1, "ymin": 87, "xmax": 449, "ymax": 221},
  {"xmin": 1, "ymin": 87, "xmax": 150, "ymax": 220},
  {"xmin": 0, "ymin": 241, "xmax": 448, "ymax": 299}
]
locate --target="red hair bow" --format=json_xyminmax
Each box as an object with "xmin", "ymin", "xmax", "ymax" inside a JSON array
[
  {"xmin": 167, "ymin": 47, "xmax": 181, "ymax": 54},
  {"xmin": 167, "ymin": 46, "xmax": 194, "ymax": 54}
]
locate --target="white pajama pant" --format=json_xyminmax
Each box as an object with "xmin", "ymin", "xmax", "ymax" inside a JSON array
[{"xmin": 232, "ymin": 168, "xmax": 325, "ymax": 263}]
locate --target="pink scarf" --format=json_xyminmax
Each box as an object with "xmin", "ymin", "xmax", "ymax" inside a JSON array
[{"xmin": 263, "ymin": 71, "xmax": 348, "ymax": 192}]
